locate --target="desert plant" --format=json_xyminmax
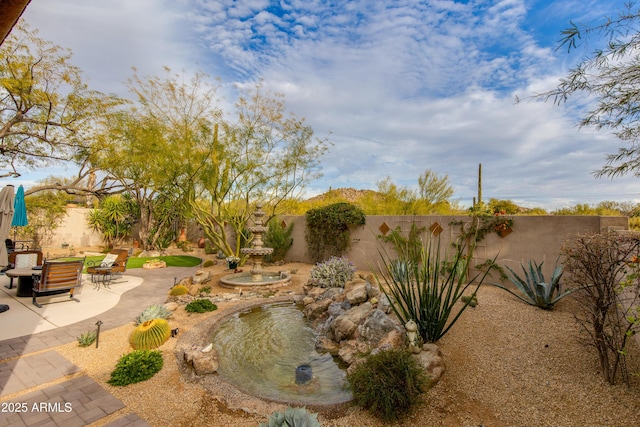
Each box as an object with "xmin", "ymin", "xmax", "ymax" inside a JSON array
[
  {"xmin": 185, "ymin": 299, "xmax": 218, "ymax": 313},
  {"xmin": 134, "ymin": 304, "xmax": 173, "ymax": 326},
  {"xmin": 309, "ymin": 256, "xmax": 355, "ymax": 288},
  {"xmin": 107, "ymin": 350, "xmax": 163, "ymax": 387},
  {"xmin": 169, "ymin": 284, "xmax": 189, "ymax": 296},
  {"xmin": 305, "ymin": 202, "xmax": 366, "ymax": 262},
  {"xmin": 562, "ymin": 231, "xmax": 640, "ymax": 385},
  {"xmin": 129, "ymin": 318, "xmax": 172, "ymax": 350},
  {"xmin": 377, "ymin": 226, "xmax": 491, "ymax": 343},
  {"xmin": 264, "ymin": 218, "xmax": 294, "ymax": 263},
  {"xmin": 347, "ymin": 348, "xmax": 427, "ymax": 423},
  {"xmin": 259, "ymin": 407, "xmax": 321, "ymax": 427},
  {"xmin": 76, "ymin": 330, "xmax": 97, "ymax": 347},
  {"xmin": 198, "ymin": 286, "xmax": 211, "ymax": 293},
  {"xmin": 203, "ymin": 259, "xmax": 215, "ymax": 267},
  {"xmin": 489, "ymin": 259, "xmax": 574, "ymax": 309}
]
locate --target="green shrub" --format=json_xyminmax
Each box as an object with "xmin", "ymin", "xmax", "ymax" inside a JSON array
[
  {"xmin": 107, "ymin": 350, "xmax": 163, "ymax": 387},
  {"xmin": 259, "ymin": 407, "xmax": 321, "ymax": 427},
  {"xmin": 489, "ymin": 259, "xmax": 573, "ymax": 309},
  {"xmin": 264, "ymin": 219, "xmax": 294, "ymax": 263},
  {"xmin": 185, "ymin": 299, "xmax": 218, "ymax": 313},
  {"xmin": 309, "ymin": 256, "xmax": 355, "ymax": 288},
  {"xmin": 77, "ymin": 330, "xmax": 97, "ymax": 347},
  {"xmin": 203, "ymin": 259, "xmax": 215, "ymax": 267},
  {"xmin": 377, "ymin": 232, "xmax": 491, "ymax": 343},
  {"xmin": 198, "ymin": 286, "xmax": 211, "ymax": 294},
  {"xmin": 305, "ymin": 202, "xmax": 366, "ymax": 262},
  {"xmin": 347, "ymin": 348, "xmax": 427, "ymax": 423},
  {"xmin": 134, "ymin": 304, "xmax": 173, "ymax": 326}
]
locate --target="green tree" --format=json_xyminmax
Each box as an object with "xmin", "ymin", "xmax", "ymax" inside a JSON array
[
  {"xmin": 539, "ymin": 3, "xmax": 640, "ymax": 178},
  {"xmin": 18, "ymin": 189, "xmax": 70, "ymax": 248},
  {"xmin": 0, "ymin": 22, "xmax": 121, "ymax": 191},
  {"xmin": 417, "ymin": 169, "xmax": 454, "ymax": 208},
  {"xmin": 86, "ymin": 194, "xmax": 137, "ymax": 250},
  {"xmin": 192, "ymin": 83, "xmax": 329, "ymax": 258},
  {"xmin": 94, "ymin": 68, "xmax": 220, "ymax": 250},
  {"xmin": 487, "ymin": 198, "xmax": 520, "ymax": 215}
]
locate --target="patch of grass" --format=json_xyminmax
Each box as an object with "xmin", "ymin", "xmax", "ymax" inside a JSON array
[{"xmin": 61, "ymin": 255, "xmax": 202, "ymax": 272}]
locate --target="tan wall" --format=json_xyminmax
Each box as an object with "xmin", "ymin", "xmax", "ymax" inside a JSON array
[
  {"xmin": 47, "ymin": 209, "xmax": 629, "ymax": 278},
  {"xmin": 46, "ymin": 208, "xmax": 103, "ymax": 248},
  {"xmin": 280, "ymin": 215, "xmax": 629, "ymax": 277}
]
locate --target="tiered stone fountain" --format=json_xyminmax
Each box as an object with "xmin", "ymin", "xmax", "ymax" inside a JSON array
[{"xmin": 219, "ymin": 204, "xmax": 291, "ymax": 288}]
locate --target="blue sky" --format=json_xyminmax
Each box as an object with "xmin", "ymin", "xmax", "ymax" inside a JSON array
[{"xmin": 11, "ymin": 0, "xmax": 637, "ymax": 210}]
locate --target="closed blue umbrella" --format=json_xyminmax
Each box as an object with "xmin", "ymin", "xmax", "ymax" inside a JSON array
[{"xmin": 11, "ymin": 185, "xmax": 27, "ymax": 227}]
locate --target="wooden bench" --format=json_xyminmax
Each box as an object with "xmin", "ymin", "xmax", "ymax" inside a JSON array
[{"xmin": 32, "ymin": 259, "xmax": 84, "ymax": 308}]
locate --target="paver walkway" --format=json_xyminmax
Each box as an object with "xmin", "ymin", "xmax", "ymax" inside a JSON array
[{"xmin": 0, "ymin": 266, "xmax": 199, "ymax": 427}]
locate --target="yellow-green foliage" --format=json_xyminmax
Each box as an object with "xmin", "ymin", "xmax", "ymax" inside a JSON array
[
  {"xmin": 169, "ymin": 285, "xmax": 189, "ymax": 296},
  {"xmin": 129, "ymin": 319, "xmax": 171, "ymax": 350}
]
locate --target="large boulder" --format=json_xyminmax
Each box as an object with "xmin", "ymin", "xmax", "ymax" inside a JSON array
[
  {"xmin": 183, "ymin": 349, "xmax": 219, "ymax": 376},
  {"xmin": 303, "ymin": 298, "xmax": 332, "ymax": 321},
  {"xmin": 412, "ymin": 343, "xmax": 445, "ymax": 384},
  {"xmin": 346, "ymin": 282, "xmax": 368, "ymax": 305},
  {"xmin": 358, "ymin": 309, "xmax": 402, "ymax": 346}
]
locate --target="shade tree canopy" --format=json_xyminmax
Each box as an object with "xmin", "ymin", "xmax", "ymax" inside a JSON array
[
  {"xmin": 539, "ymin": 2, "xmax": 640, "ymax": 178},
  {"xmin": 0, "ymin": 22, "xmax": 121, "ymax": 189}
]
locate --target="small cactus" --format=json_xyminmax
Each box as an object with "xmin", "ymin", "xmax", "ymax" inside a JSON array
[
  {"xmin": 129, "ymin": 318, "xmax": 171, "ymax": 350},
  {"xmin": 461, "ymin": 295, "xmax": 478, "ymax": 307},
  {"xmin": 135, "ymin": 304, "xmax": 173, "ymax": 326},
  {"xmin": 169, "ymin": 285, "xmax": 189, "ymax": 296}
]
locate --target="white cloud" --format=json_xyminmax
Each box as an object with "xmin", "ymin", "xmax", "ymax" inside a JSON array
[{"xmin": 12, "ymin": 0, "xmax": 634, "ymax": 210}]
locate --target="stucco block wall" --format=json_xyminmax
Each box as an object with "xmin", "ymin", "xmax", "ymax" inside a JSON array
[
  {"xmin": 280, "ymin": 215, "xmax": 629, "ymax": 277},
  {"xmin": 46, "ymin": 208, "xmax": 103, "ymax": 248}
]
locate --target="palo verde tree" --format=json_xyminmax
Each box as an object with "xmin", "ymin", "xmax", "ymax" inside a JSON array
[
  {"xmin": 539, "ymin": 2, "xmax": 640, "ymax": 178},
  {"xmin": 191, "ymin": 82, "xmax": 329, "ymax": 259},
  {"xmin": 94, "ymin": 68, "xmax": 221, "ymax": 250},
  {"xmin": 0, "ymin": 22, "xmax": 122, "ymax": 195}
]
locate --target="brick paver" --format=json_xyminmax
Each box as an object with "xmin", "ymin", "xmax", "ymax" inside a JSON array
[
  {"xmin": 0, "ymin": 267, "xmax": 199, "ymax": 426},
  {"xmin": 0, "ymin": 351, "xmax": 80, "ymax": 397},
  {"xmin": 0, "ymin": 375, "xmax": 125, "ymax": 427}
]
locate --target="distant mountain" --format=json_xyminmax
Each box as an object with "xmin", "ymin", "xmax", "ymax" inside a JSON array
[{"xmin": 306, "ymin": 187, "xmax": 379, "ymax": 203}]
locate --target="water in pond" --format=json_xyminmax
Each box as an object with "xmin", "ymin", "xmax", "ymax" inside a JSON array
[{"xmin": 211, "ymin": 302, "xmax": 352, "ymax": 405}]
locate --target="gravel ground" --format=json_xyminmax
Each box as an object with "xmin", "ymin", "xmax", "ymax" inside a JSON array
[{"xmin": 55, "ymin": 262, "xmax": 640, "ymax": 427}]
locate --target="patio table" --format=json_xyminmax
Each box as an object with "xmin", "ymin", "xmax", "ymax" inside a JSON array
[{"xmin": 5, "ymin": 267, "xmax": 42, "ymax": 297}]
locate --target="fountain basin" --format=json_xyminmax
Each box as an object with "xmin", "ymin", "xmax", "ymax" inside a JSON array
[
  {"xmin": 175, "ymin": 297, "xmax": 352, "ymax": 410},
  {"xmin": 211, "ymin": 301, "xmax": 351, "ymax": 405},
  {"xmin": 219, "ymin": 270, "xmax": 291, "ymax": 289}
]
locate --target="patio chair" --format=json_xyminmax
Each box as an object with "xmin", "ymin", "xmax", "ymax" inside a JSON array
[
  {"xmin": 86, "ymin": 248, "xmax": 129, "ymax": 283},
  {"xmin": 5, "ymin": 250, "xmax": 43, "ymax": 289},
  {"xmin": 32, "ymin": 258, "xmax": 84, "ymax": 308}
]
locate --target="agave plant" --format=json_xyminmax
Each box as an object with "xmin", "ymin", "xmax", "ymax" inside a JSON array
[
  {"xmin": 259, "ymin": 407, "xmax": 321, "ymax": 427},
  {"xmin": 490, "ymin": 259, "xmax": 572, "ymax": 309}
]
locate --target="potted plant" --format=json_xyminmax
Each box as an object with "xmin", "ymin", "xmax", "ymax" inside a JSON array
[{"xmin": 226, "ymin": 256, "xmax": 240, "ymax": 270}]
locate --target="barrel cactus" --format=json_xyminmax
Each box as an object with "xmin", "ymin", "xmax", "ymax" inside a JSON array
[
  {"xmin": 129, "ymin": 318, "xmax": 171, "ymax": 350},
  {"xmin": 168, "ymin": 284, "xmax": 189, "ymax": 296},
  {"xmin": 135, "ymin": 304, "xmax": 173, "ymax": 326}
]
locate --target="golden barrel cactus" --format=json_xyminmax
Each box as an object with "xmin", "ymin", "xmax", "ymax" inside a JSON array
[
  {"xmin": 129, "ymin": 318, "xmax": 171, "ymax": 350},
  {"xmin": 169, "ymin": 285, "xmax": 189, "ymax": 296}
]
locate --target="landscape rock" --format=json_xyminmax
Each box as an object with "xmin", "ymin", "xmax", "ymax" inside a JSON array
[
  {"xmin": 192, "ymin": 270, "xmax": 211, "ymax": 285},
  {"xmin": 346, "ymin": 282, "xmax": 368, "ymax": 305},
  {"xmin": 413, "ymin": 344, "xmax": 445, "ymax": 384},
  {"xmin": 358, "ymin": 309, "xmax": 401, "ymax": 346},
  {"xmin": 183, "ymin": 349, "xmax": 219, "ymax": 375}
]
